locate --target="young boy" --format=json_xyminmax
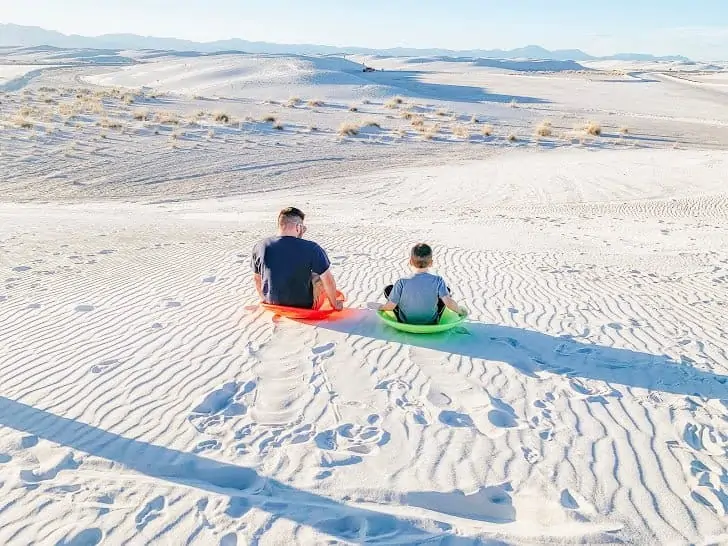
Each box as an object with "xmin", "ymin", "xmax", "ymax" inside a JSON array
[{"xmin": 378, "ymin": 243, "xmax": 467, "ymax": 324}]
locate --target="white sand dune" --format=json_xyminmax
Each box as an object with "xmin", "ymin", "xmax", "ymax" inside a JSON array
[{"xmin": 1, "ymin": 48, "xmax": 728, "ymax": 545}]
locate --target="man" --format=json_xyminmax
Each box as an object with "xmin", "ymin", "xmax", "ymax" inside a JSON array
[{"xmin": 251, "ymin": 207, "xmax": 343, "ymax": 310}]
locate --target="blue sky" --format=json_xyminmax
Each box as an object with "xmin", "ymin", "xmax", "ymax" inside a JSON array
[{"xmin": 2, "ymin": 0, "xmax": 728, "ymax": 59}]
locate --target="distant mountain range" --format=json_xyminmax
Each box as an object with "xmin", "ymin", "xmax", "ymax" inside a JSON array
[{"xmin": 0, "ymin": 23, "xmax": 691, "ymax": 63}]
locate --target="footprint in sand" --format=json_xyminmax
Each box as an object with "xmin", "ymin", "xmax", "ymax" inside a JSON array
[
  {"xmin": 12, "ymin": 266, "xmax": 31, "ymax": 272},
  {"xmin": 163, "ymin": 300, "xmax": 182, "ymax": 308},
  {"xmin": 56, "ymin": 528, "xmax": 103, "ymax": 546},
  {"xmin": 91, "ymin": 359, "xmax": 119, "ymax": 374},
  {"xmin": 315, "ymin": 415, "xmax": 390, "ymax": 459},
  {"xmin": 20, "ymin": 435, "xmax": 39, "ymax": 449},
  {"xmin": 376, "ymin": 378, "xmax": 428, "ymax": 425},
  {"xmin": 202, "ymin": 276, "xmax": 216, "ymax": 283},
  {"xmin": 439, "ymin": 410, "xmax": 475, "ymax": 428},
  {"xmin": 189, "ymin": 380, "xmax": 257, "ymax": 434},
  {"xmin": 74, "ymin": 304, "xmax": 95, "ymax": 313},
  {"xmin": 135, "ymin": 496, "xmax": 166, "ymax": 530},
  {"xmin": 219, "ymin": 533, "xmax": 238, "ymax": 546},
  {"xmin": 98, "ymin": 249, "xmax": 116, "ymax": 255}
]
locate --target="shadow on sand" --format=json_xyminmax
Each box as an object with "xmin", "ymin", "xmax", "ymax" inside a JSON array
[
  {"xmin": 0, "ymin": 396, "xmax": 511, "ymax": 545},
  {"xmin": 307, "ymin": 309, "xmax": 727, "ymax": 399}
]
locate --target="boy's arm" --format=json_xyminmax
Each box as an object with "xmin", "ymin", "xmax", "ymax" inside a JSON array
[
  {"xmin": 442, "ymin": 295, "xmax": 468, "ymax": 316},
  {"xmin": 378, "ymin": 301, "xmax": 397, "ymax": 312}
]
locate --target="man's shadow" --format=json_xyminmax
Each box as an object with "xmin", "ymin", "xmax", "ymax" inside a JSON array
[
  {"xmin": 309, "ymin": 309, "xmax": 727, "ymax": 399},
  {"xmin": 0, "ymin": 397, "xmax": 513, "ymax": 545}
]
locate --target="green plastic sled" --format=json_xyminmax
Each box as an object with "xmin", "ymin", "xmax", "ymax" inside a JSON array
[{"xmin": 377, "ymin": 308, "xmax": 466, "ymax": 334}]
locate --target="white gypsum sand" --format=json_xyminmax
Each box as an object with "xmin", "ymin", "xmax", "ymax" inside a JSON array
[{"xmin": 0, "ymin": 47, "xmax": 727, "ymax": 545}]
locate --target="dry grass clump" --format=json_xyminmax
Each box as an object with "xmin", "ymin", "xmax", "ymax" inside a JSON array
[
  {"xmin": 214, "ymin": 112, "xmax": 230, "ymax": 123},
  {"xmin": 584, "ymin": 120, "xmax": 602, "ymax": 136},
  {"xmin": 362, "ymin": 120, "xmax": 381, "ymax": 129},
  {"xmin": 98, "ymin": 118, "xmax": 123, "ymax": 130},
  {"xmin": 410, "ymin": 116, "xmax": 425, "ymax": 129},
  {"xmin": 394, "ymin": 128, "xmax": 406, "ymax": 139},
  {"xmin": 452, "ymin": 125, "xmax": 470, "ymax": 139},
  {"xmin": 307, "ymin": 99, "xmax": 324, "ymax": 107},
  {"xmin": 272, "ymin": 121, "xmax": 284, "ymax": 130},
  {"xmin": 337, "ymin": 122, "xmax": 360, "ymax": 137},
  {"xmin": 385, "ymin": 96, "xmax": 404, "ymax": 109},
  {"xmin": 262, "ymin": 115, "xmax": 277, "ymax": 123},
  {"xmin": 13, "ymin": 115, "xmax": 33, "ymax": 129},
  {"xmin": 507, "ymin": 133, "xmax": 518, "ymax": 142},
  {"xmin": 435, "ymin": 109, "xmax": 449, "ymax": 117},
  {"xmin": 619, "ymin": 126, "xmax": 630, "ymax": 135},
  {"xmin": 121, "ymin": 93, "xmax": 135, "ymax": 105},
  {"xmin": 307, "ymin": 125, "xmax": 318, "ymax": 132},
  {"xmin": 535, "ymin": 120, "xmax": 553, "ymax": 137},
  {"xmin": 481, "ymin": 124, "xmax": 494, "ymax": 137},
  {"xmin": 286, "ymin": 97, "xmax": 301, "ymax": 108},
  {"xmin": 38, "ymin": 87, "xmax": 56, "ymax": 93},
  {"xmin": 133, "ymin": 109, "xmax": 149, "ymax": 121},
  {"xmin": 470, "ymin": 115, "xmax": 480, "ymax": 124},
  {"xmin": 155, "ymin": 112, "xmax": 179, "ymax": 125},
  {"xmin": 348, "ymin": 104, "xmax": 359, "ymax": 112}
]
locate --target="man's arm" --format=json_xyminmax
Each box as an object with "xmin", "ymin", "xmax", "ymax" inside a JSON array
[
  {"xmin": 320, "ymin": 269, "xmax": 343, "ymax": 310},
  {"xmin": 253, "ymin": 273, "xmax": 264, "ymax": 302}
]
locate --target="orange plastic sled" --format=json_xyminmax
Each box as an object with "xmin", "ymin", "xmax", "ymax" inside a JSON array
[{"xmin": 261, "ymin": 291, "xmax": 345, "ymax": 320}]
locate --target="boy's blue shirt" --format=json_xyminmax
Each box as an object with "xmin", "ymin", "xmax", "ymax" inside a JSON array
[{"xmin": 388, "ymin": 271, "xmax": 449, "ymax": 324}]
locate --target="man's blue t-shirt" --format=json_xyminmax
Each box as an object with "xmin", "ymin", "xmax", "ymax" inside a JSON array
[{"xmin": 251, "ymin": 236, "xmax": 331, "ymax": 308}]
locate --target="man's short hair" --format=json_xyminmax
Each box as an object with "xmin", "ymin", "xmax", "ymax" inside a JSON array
[
  {"xmin": 411, "ymin": 243, "xmax": 433, "ymax": 268},
  {"xmin": 278, "ymin": 207, "xmax": 305, "ymax": 227}
]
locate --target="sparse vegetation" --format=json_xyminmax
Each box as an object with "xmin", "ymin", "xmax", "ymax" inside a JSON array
[
  {"xmin": 14, "ymin": 116, "xmax": 33, "ymax": 130},
  {"xmin": 307, "ymin": 125, "xmax": 318, "ymax": 132},
  {"xmin": 535, "ymin": 120, "xmax": 553, "ymax": 137},
  {"xmin": 338, "ymin": 122, "xmax": 360, "ymax": 137},
  {"xmin": 307, "ymin": 99, "xmax": 324, "ymax": 107},
  {"xmin": 619, "ymin": 126, "xmax": 630, "ymax": 135},
  {"xmin": 585, "ymin": 121, "xmax": 602, "ymax": 136},
  {"xmin": 481, "ymin": 124, "xmax": 494, "ymax": 137},
  {"xmin": 99, "ymin": 118, "xmax": 123, "ymax": 130},
  {"xmin": 452, "ymin": 125, "xmax": 470, "ymax": 139},
  {"xmin": 348, "ymin": 104, "xmax": 359, "ymax": 112},
  {"xmin": 394, "ymin": 128, "xmax": 406, "ymax": 139},
  {"xmin": 435, "ymin": 109, "xmax": 449, "ymax": 117},
  {"xmin": 385, "ymin": 97, "xmax": 404, "ymax": 109},
  {"xmin": 122, "ymin": 93, "xmax": 135, "ymax": 105},
  {"xmin": 362, "ymin": 120, "xmax": 381, "ymax": 129},
  {"xmin": 470, "ymin": 115, "xmax": 480, "ymax": 124},
  {"xmin": 272, "ymin": 121, "xmax": 284, "ymax": 130},
  {"xmin": 214, "ymin": 112, "xmax": 230, "ymax": 124},
  {"xmin": 262, "ymin": 115, "xmax": 277, "ymax": 123},
  {"xmin": 286, "ymin": 97, "xmax": 301, "ymax": 108},
  {"xmin": 411, "ymin": 117, "xmax": 425, "ymax": 129},
  {"xmin": 133, "ymin": 109, "xmax": 149, "ymax": 121},
  {"xmin": 155, "ymin": 112, "xmax": 180, "ymax": 125},
  {"xmin": 507, "ymin": 133, "xmax": 518, "ymax": 142}
]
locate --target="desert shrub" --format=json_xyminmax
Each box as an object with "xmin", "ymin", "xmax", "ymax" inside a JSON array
[
  {"xmin": 337, "ymin": 122, "xmax": 359, "ymax": 136},
  {"xmin": 535, "ymin": 120, "xmax": 553, "ymax": 137}
]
